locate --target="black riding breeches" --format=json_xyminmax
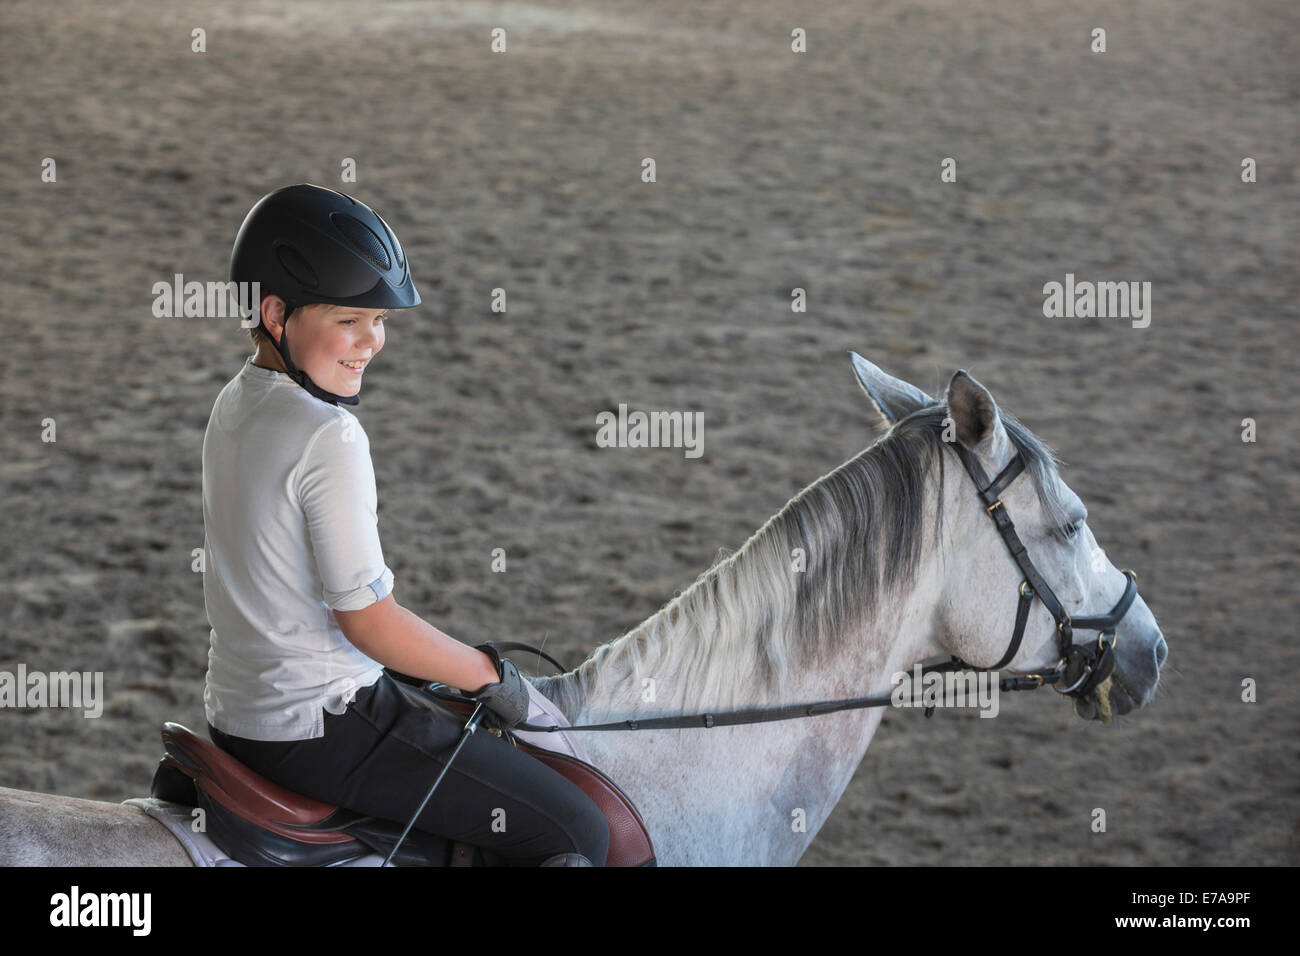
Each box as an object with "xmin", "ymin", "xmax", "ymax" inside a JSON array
[{"xmin": 207, "ymin": 672, "xmax": 610, "ymax": 866}]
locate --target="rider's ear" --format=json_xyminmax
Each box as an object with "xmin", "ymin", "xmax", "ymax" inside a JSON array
[
  {"xmin": 259, "ymin": 294, "xmax": 290, "ymax": 342},
  {"xmin": 849, "ymin": 351, "xmax": 934, "ymax": 427},
  {"xmin": 945, "ymin": 370, "xmax": 1011, "ymax": 464}
]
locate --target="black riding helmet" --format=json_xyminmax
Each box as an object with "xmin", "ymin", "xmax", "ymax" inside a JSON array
[{"xmin": 230, "ymin": 183, "xmax": 420, "ymax": 406}]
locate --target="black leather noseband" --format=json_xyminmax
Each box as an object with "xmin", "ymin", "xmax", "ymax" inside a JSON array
[{"xmin": 949, "ymin": 442, "xmax": 1139, "ymax": 698}]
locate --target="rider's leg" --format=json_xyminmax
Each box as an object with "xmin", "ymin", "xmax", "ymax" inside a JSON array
[{"xmin": 209, "ymin": 672, "xmax": 610, "ymax": 866}]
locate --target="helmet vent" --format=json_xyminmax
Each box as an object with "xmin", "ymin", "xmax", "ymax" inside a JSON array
[
  {"xmin": 378, "ymin": 216, "xmax": 405, "ymax": 269},
  {"xmin": 275, "ymin": 243, "xmax": 320, "ymax": 289},
  {"xmin": 330, "ymin": 213, "xmax": 391, "ymax": 271}
]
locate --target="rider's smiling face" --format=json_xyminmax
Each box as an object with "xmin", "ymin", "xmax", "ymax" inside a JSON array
[{"xmin": 257, "ymin": 299, "xmax": 387, "ymax": 398}]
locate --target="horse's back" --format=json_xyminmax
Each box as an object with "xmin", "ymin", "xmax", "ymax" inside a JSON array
[{"xmin": 0, "ymin": 785, "xmax": 193, "ymax": 866}]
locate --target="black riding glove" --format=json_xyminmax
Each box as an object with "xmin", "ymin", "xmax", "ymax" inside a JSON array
[{"xmin": 468, "ymin": 643, "xmax": 532, "ymax": 730}]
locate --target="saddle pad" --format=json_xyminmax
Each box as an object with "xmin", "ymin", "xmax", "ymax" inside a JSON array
[
  {"xmin": 123, "ymin": 797, "xmax": 385, "ymax": 867},
  {"xmin": 515, "ymin": 683, "xmax": 590, "ymax": 763}
]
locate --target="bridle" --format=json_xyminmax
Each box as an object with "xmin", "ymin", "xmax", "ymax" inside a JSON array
[
  {"xmin": 947, "ymin": 438, "xmax": 1139, "ymax": 700},
  {"xmin": 449, "ymin": 430, "xmax": 1143, "ymax": 733}
]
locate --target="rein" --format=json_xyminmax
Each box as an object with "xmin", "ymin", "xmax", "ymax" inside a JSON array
[
  {"xmin": 431, "ymin": 649, "xmax": 1047, "ymax": 733},
  {"xmin": 466, "ymin": 435, "xmax": 1141, "ymax": 733}
]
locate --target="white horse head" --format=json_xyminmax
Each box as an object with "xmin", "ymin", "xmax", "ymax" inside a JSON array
[{"xmin": 851, "ymin": 352, "xmax": 1167, "ymax": 719}]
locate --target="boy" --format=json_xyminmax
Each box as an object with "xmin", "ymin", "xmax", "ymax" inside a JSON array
[{"xmin": 202, "ymin": 183, "xmax": 609, "ymax": 866}]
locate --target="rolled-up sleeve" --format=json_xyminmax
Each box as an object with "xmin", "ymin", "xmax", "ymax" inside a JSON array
[{"xmin": 296, "ymin": 414, "xmax": 395, "ymax": 612}]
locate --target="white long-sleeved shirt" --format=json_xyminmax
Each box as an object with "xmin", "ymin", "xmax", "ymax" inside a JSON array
[{"xmin": 202, "ymin": 358, "xmax": 390, "ymax": 741}]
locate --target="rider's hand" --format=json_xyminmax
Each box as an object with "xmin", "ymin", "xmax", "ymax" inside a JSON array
[{"xmin": 467, "ymin": 643, "xmax": 532, "ymax": 730}]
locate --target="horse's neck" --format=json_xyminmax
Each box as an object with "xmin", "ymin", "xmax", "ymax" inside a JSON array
[{"xmin": 562, "ymin": 550, "xmax": 946, "ymax": 866}]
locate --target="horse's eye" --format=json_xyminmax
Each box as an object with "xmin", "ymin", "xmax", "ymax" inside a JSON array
[{"xmin": 1062, "ymin": 520, "xmax": 1082, "ymax": 540}]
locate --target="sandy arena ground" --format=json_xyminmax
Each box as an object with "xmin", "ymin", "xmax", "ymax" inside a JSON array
[{"xmin": 0, "ymin": 0, "xmax": 1296, "ymax": 865}]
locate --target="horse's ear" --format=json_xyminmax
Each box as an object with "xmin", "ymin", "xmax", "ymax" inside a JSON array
[
  {"xmin": 945, "ymin": 370, "xmax": 1011, "ymax": 464},
  {"xmin": 849, "ymin": 352, "xmax": 934, "ymax": 426}
]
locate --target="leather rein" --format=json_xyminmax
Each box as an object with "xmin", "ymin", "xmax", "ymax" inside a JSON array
[{"xmin": 441, "ymin": 437, "xmax": 1141, "ymax": 733}]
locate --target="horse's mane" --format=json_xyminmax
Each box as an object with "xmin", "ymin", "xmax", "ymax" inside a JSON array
[{"xmin": 532, "ymin": 402, "xmax": 1069, "ymax": 722}]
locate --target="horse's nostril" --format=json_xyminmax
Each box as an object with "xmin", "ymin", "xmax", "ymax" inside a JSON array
[{"xmin": 1154, "ymin": 635, "xmax": 1168, "ymax": 668}]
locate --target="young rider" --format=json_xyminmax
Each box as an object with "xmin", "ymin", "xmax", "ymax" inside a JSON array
[{"xmin": 201, "ymin": 183, "xmax": 609, "ymax": 866}]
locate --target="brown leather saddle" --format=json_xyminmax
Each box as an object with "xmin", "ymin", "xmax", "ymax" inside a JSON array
[{"xmin": 151, "ymin": 706, "xmax": 655, "ymax": 867}]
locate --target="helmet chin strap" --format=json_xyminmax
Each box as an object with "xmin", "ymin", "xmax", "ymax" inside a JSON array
[{"xmin": 272, "ymin": 306, "xmax": 360, "ymax": 407}]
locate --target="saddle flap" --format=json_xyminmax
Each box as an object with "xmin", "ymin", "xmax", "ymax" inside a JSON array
[{"xmin": 512, "ymin": 738, "xmax": 655, "ymax": 867}]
